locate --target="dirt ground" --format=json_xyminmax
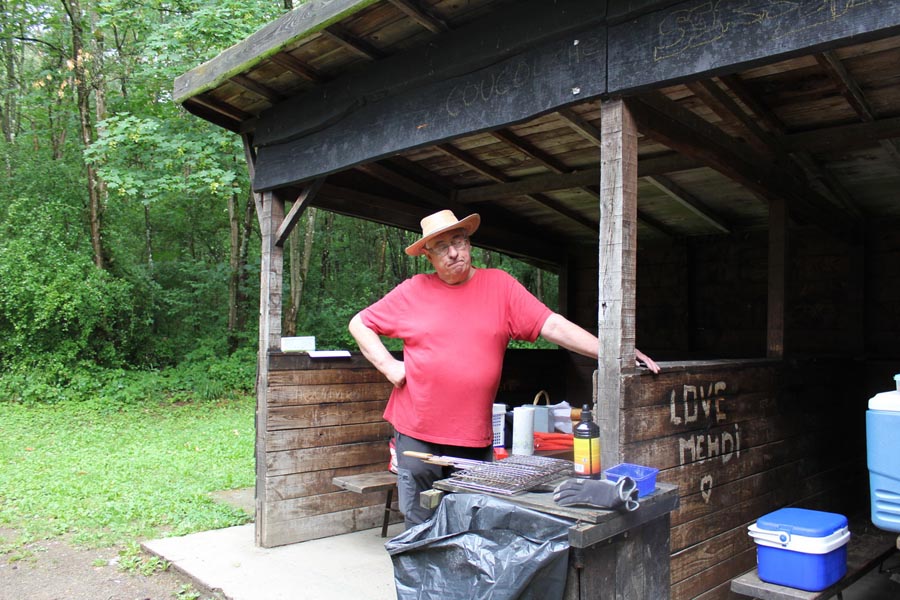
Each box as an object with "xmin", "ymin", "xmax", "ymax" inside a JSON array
[{"xmin": 0, "ymin": 528, "xmax": 218, "ymax": 600}]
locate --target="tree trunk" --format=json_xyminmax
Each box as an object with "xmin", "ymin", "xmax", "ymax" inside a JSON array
[
  {"xmin": 228, "ymin": 187, "xmax": 241, "ymax": 345},
  {"xmin": 285, "ymin": 217, "xmax": 301, "ymax": 337},
  {"xmin": 318, "ymin": 211, "xmax": 334, "ymax": 300},
  {"xmin": 0, "ymin": 0, "xmax": 17, "ymax": 177},
  {"xmin": 62, "ymin": 0, "xmax": 106, "ymax": 269},
  {"xmin": 237, "ymin": 191, "xmax": 254, "ymax": 331},
  {"xmin": 144, "ymin": 203, "xmax": 153, "ymax": 267},
  {"xmin": 285, "ymin": 208, "xmax": 317, "ymax": 336},
  {"xmin": 0, "ymin": 0, "xmax": 15, "ymax": 145}
]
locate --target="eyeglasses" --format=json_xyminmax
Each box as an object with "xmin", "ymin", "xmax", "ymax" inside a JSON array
[{"xmin": 425, "ymin": 235, "xmax": 470, "ymax": 257}]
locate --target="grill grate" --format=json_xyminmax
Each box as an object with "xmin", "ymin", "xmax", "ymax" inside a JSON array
[{"xmin": 448, "ymin": 455, "xmax": 573, "ymax": 495}]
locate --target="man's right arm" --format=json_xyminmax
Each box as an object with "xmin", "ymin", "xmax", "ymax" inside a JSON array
[{"xmin": 348, "ymin": 313, "xmax": 407, "ymax": 388}]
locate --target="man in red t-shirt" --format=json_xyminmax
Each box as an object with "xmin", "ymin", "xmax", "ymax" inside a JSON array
[{"xmin": 349, "ymin": 210, "xmax": 659, "ymax": 527}]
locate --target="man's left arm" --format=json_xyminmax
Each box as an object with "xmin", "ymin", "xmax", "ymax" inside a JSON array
[{"xmin": 539, "ymin": 313, "xmax": 660, "ymax": 373}]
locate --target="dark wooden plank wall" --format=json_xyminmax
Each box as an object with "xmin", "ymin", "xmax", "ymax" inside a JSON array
[
  {"xmin": 261, "ymin": 353, "xmax": 394, "ymax": 548},
  {"xmin": 637, "ymin": 221, "xmax": 900, "ymax": 367},
  {"xmin": 260, "ymin": 348, "xmax": 574, "ymax": 547},
  {"xmin": 623, "ymin": 359, "xmax": 868, "ymax": 600},
  {"xmin": 867, "ymin": 222, "xmax": 900, "ymax": 360},
  {"xmin": 618, "ymin": 221, "xmax": 900, "ymax": 598}
]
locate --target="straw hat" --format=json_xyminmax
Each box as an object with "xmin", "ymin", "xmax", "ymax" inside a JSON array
[{"xmin": 405, "ymin": 210, "xmax": 481, "ymax": 256}]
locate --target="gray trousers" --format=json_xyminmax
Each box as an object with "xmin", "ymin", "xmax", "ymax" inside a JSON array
[{"xmin": 394, "ymin": 430, "xmax": 493, "ymax": 528}]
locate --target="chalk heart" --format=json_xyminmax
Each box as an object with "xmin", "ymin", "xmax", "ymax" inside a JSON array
[{"xmin": 700, "ymin": 474, "xmax": 714, "ymax": 504}]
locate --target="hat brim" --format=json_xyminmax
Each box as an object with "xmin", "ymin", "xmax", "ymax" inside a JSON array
[{"xmin": 405, "ymin": 214, "xmax": 481, "ymax": 256}]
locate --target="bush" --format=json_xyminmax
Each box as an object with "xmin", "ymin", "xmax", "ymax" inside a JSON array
[{"xmin": 0, "ymin": 200, "xmax": 146, "ymax": 368}]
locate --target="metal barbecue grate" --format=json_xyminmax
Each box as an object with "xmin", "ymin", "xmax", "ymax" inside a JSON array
[{"xmin": 448, "ymin": 455, "xmax": 574, "ymax": 495}]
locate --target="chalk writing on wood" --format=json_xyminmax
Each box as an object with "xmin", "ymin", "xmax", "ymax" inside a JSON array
[
  {"xmin": 444, "ymin": 34, "xmax": 604, "ymax": 119},
  {"xmin": 669, "ymin": 380, "xmax": 742, "ymax": 504},
  {"xmin": 669, "ymin": 381, "xmax": 727, "ymax": 425},
  {"xmin": 654, "ymin": 0, "xmax": 880, "ymax": 61},
  {"xmin": 700, "ymin": 474, "xmax": 713, "ymax": 504}
]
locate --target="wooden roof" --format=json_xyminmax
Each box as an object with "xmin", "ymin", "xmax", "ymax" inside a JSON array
[{"xmin": 175, "ymin": 0, "xmax": 900, "ymax": 268}]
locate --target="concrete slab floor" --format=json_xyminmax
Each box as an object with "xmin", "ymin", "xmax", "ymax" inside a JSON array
[
  {"xmin": 150, "ymin": 488, "xmax": 899, "ymax": 599},
  {"xmin": 143, "ymin": 522, "xmax": 405, "ymax": 600}
]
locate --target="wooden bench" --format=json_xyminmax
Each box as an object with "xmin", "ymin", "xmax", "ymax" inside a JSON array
[
  {"xmin": 731, "ymin": 522, "xmax": 898, "ymax": 600},
  {"xmin": 332, "ymin": 471, "xmax": 399, "ymax": 537}
]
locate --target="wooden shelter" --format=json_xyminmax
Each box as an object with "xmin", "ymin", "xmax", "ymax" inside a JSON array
[{"xmin": 175, "ymin": 1, "xmax": 900, "ymax": 597}]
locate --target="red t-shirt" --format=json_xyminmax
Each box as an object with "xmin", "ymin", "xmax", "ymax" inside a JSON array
[{"xmin": 360, "ymin": 268, "xmax": 552, "ymax": 447}]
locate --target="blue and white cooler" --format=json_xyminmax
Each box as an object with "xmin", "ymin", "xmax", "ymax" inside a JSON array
[
  {"xmin": 867, "ymin": 374, "xmax": 900, "ymax": 533},
  {"xmin": 748, "ymin": 508, "xmax": 850, "ymax": 591}
]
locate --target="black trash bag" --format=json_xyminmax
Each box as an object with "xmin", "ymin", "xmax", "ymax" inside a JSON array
[{"xmin": 385, "ymin": 493, "xmax": 572, "ymax": 600}]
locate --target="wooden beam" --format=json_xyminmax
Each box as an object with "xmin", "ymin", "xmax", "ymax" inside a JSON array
[
  {"xmin": 269, "ymin": 52, "xmax": 327, "ymax": 83},
  {"xmin": 492, "ymin": 127, "xmax": 615, "ymax": 233},
  {"xmin": 387, "ymin": 0, "xmax": 449, "ymax": 33},
  {"xmin": 782, "ymin": 116, "xmax": 900, "ymax": 153},
  {"xmin": 351, "ymin": 159, "xmax": 567, "ymax": 257},
  {"xmin": 608, "ymin": 0, "xmax": 900, "ymax": 94},
  {"xmin": 356, "ymin": 161, "xmax": 448, "ymax": 206},
  {"xmin": 639, "ymin": 152, "xmax": 704, "ymax": 176},
  {"xmin": 242, "ymin": 132, "xmax": 265, "ymax": 227},
  {"xmin": 636, "ymin": 208, "xmax": 677, "ymax": 238},
  {"xmin": 788, "ymin": 151, "xmax": 864, "ymax": 218},
  {"xmin": 230, "ymin": 74, "xmax": 284, "ymax": 104},
  {"xmin": 597, "ymin": 98, "xmax": 639, "ymax": 471},
  {"xmin": 276, "ymin": 178, "xmax": 325, "ymax": 246},
  {"xmin": 182, "ymin": 99, "xmax": 242, "ymax": 134},
  {"xmin": 816, "ymin": 51, "xmax": 875, "ymax": 120},
  {"xmin": 436, "ymin": 142, "xmax": 598, "ymax": 232},
  {"xmin": 581, "ymin": 183, "xmax": 674, "ymax": 237},
  {"xmin": 456, "ymin": 153, "xmax": 705, "ymax": 204},
  {"xmin": 321, "ymin": 26, "xmax": 384, "ymax": 61},
  {"xmin": 557, "ymin": 107, "xmax": 603, "ymax": 147},
  {"xmin": 316, "ymin": 182, "xmax": 563, "ymax": 270},
  {"xmin": 718, "ymin": 74, "xmax": 784, "ymax": 135},
  {"xmin": 816, "ymin": 51, "xmax": 900, "ymax": 168},
  {"xmin": 435, "ymin": 143, "xmax": 509, "ymax": 182},
  {"xmin": 627, "ymin": 92, "xmax": 856, "ymax": 241},
  {"xmin": 643, "ymin": 175, "xmax": 730, "ymax": 234},
  {"xmin": 686, "ymin": 79, "xmax": 775, "ymax": 158},
  {"xmin": 253, "ymin": 19, "xmax": 607, "ymax": 189},
  {"xmin": 456, "ymin": 169, "xmax": 600, "ymax": 203},
  {"xmin": 187, "ymin": 93, "xmax": 252, "ymax": 123},
  {"xmin": 490, "ymin": 129, "xmax": 569, "ymax": 174},
  {"xmin": 718, "ymin": 74, "xmax": 863, "ymax": 218},
  {"xmin": 255, "ymin": 189, "xmax": 284, "ymax": 546}
]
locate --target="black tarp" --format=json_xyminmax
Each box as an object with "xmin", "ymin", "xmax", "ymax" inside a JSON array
[{"xmin": 385, "ymin": 493, "xmax": 573, "ymax": 600}]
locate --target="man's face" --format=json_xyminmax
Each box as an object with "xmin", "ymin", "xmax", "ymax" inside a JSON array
[{"xmin": 424, "ymin": 228, "xmax": 472, "ymax": 285}]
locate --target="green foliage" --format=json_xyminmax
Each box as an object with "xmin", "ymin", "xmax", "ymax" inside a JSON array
[
  {"xmin": 85, "ymin": 113, "xmax": 241, "ymax": 206},
  {"xmin": 0, "ymin": 347, "xmax": 255, "ymax": 407},
  {"xmin": 0, "ymin": 0, "xmax": 561, "ymax": 389},
  {"xmin": 118, "ymin": 541, "xmax": 171, "ymax": 575},
  {"xmin": 0, "ymin": 388, "xmax": 255, "ymax": 548},
  {"xmin": 0, "ymin": 197, "xmax": 147, "ymax": 367}
]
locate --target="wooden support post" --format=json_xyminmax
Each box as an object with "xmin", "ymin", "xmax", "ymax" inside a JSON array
[
  {"xmin": 255, "ymin": 189, "xmax": 285, "ymax": 547},
  {"xmin": 598, "ymin": 99, "xmax": 639, "ymax": 470},
  {"xmin": 767, "ymin": 197, "xmax": 787, "ymax": 358}
]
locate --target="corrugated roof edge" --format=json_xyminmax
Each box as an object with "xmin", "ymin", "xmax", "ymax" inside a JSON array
[{"xmin": 173, "ymin": 0, "xmax": 379, "ymax": 105}]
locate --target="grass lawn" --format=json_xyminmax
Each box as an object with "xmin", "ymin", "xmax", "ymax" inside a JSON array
[{"xmin": 0, "ymin": 395, "xmax": 255, "ymax": 551}]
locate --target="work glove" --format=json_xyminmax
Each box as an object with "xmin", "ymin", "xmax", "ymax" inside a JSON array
[{"xmin": 553, "ymin": 476, "xmax": 640, "ymax": 511}]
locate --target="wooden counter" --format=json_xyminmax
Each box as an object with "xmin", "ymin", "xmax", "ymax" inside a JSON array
[{"xmin": 432, "ymin": 480, "xmax": 680, "ymax": 599}]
